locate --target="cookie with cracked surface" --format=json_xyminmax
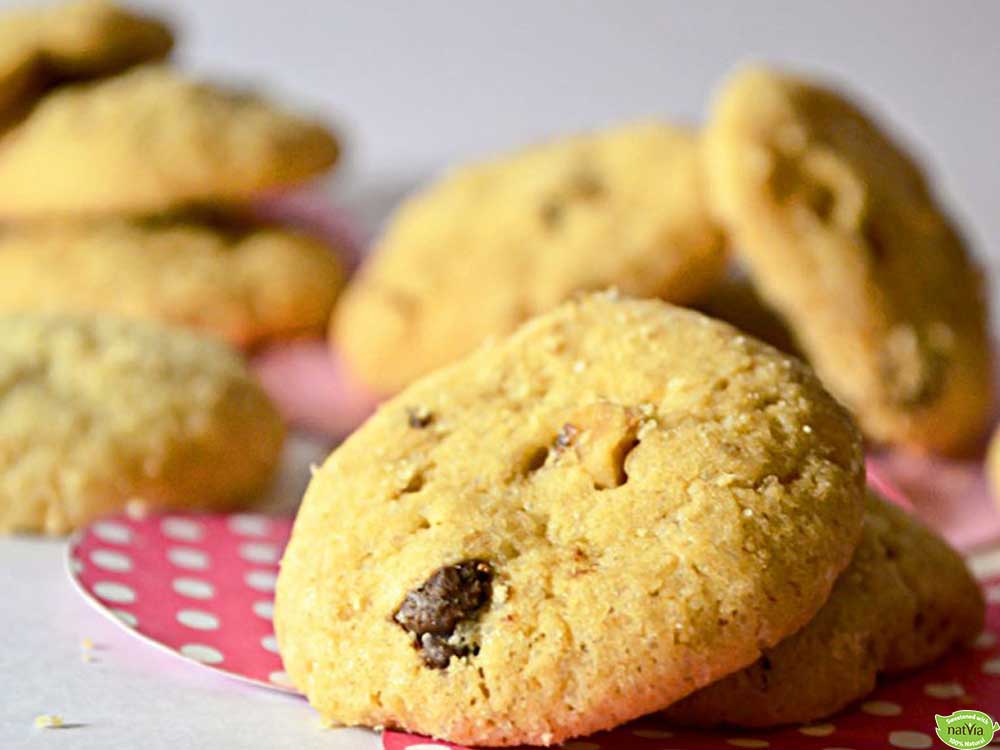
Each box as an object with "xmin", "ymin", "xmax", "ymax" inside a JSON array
[
  {"xmin": 0, "ymin": 213, "xmax": 345, "ymax": 349},
  {"xmin": 704, "ymin": 66, "xmax": 993, "ymax": 455},
  {"xmin": 333, "ymin": 122, "xmax": 726, "ymax": 393},
  {"xmin": 665, "ymin": 491, "xmax": 984, "ymax": 727},
  {"xmin": 0, "ymin": 0, "xmax": 171, "ymax": 116},
  {"xmin": 0, "ymin": 64, "xmax": 338, "ymax": 218},
  {"xmin": 277, "ymin": 292, "xmax": 865, "ymax": 746},
  {"xmin": 0, "ymin": 313, "xmax": 284, "ymax": 535}
]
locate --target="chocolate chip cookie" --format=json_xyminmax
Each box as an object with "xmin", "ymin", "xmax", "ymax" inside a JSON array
[
  {"xmin": 0, "ymin": 313, "xmax": 284, "ymax": 535},
  {"xmin": 704, "ymin": 66, "xmax": 993, "ymax": 454},
  {"xmin": 665, "ymin": 491, "xmax": 984, "ymax": 727},
  {"xmin": 0, "ymin": 65, "xmax": 338, "ymax": 218},
  {"xmin": 333, "ymin": 122, "xmax": 726, "ymax": 393},
  {"xmin": 0, "ymin": 0, "xmax": 172, "ymax": 116},
  {"xmin": 0, "ymin": 213, "xmax": 345, "ymax": 348},
  {"xmin": 277, "ymin": 292, "xmax": 865, "ymax": 746}
]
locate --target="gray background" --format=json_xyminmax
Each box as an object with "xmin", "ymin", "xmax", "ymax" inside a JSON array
[{"xmin": 2, "ymin": 2, "xmax": 999, "ymax": 749}]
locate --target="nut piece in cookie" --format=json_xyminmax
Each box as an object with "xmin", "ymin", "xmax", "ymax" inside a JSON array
[
  {"xmin": 0, "ymin": 212, "xmax": 346, "ymax": 349},
  {"xmin": 0, "ymin": 313, "xmax": 285, "ymax": 535},
  {"xmin": 665, "ymin": 492, "xmax": 985, "ymax": 727},
  {"xmin": 0, "ymin": 65, "xmax": 339, "ymax": 218},
  {"xmin": 333, "ymin": 122, "xmax": 726, "ymax": 393},
  {"xmin": 277, "ymin": 293, "xmax": 865, "ymax": 746},
  {"xmin": 704, "ymin": 65, "xmax": 993, "ymax": 455}
]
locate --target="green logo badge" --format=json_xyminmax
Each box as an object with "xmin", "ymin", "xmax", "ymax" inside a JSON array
[{"xmin": 935, "ymin": 709, "xmax": 999, "ymax": 750}]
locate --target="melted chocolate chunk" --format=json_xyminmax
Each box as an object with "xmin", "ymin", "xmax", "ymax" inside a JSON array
[
  {"xmin": 394, "ymin": 560, "xmax": 493, "ymax": 669},
  {"xmin": 407, "ymin": 407, "xmax": 433, "ymax": 429}
]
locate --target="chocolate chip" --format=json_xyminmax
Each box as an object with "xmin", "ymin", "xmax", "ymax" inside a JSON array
[
  {"xmin": 407, "ymin": 407, "xmax": 433, "ymax": 429},
  {"xmin": 394, "ymin": 560, "xmax": 493, "ymax": 669}
]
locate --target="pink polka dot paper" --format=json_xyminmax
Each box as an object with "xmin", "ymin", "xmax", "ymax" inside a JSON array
[
  {"xmin": 68, "ymin": 510, "xmax": 1000, "ymax": 750},
  {"xmin": 69, "ymin": 512, "xmax": 293, "ymax": 691}
]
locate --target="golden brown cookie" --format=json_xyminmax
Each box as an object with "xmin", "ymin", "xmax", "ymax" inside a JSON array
[
  {"xmin": 985, "ymin": 425, "xmax": 1000, "ymax": 510},
  {"xmin": 0, "ymin": 0, "xmax": 171, "ymax": 115},
  {"xmin": 0, "ymin": 313, "xmax": 285, "ymax": 535},
  {"xmin": 0, "ymin": 213, "xmax": 345, "ymax": 348},
  {"xmin": 0, "ymin": 64, "xmax": 338, "ymax": 218},
  {"xmin": 277, "ymin": 292, "xmax": 865, "ymax": 746},
  {"xmin": 333, "ymin": 122, "xmax": 726, "ymax": 393},
  {"xmin": 665, "ymin": 492, "xmax": 984, "ymax": 727},
  {"xmin": 704, "ymin": 66, "xmax": 993, "ymax": 455}
]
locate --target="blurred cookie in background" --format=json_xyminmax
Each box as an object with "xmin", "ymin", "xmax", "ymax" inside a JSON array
[
  {"xmin": 0, "ymin": 313, "xmax": 285, "ymax": 535},
  {"xmin": 0, "ymin": 211, "xmax": 346, "ymax": 349},
  {"xmin": 985, "ymin": 425, "xmax": 1000, "ymax": 511},
  {"xmin": 0, "ymin": 0, "xmax": 171, "ymax": 116},
  {"xmin": 706, "ymin": 68, "xmax": 991, "ymax": 452},
  {"xmin": 692, "ymin": 271, "xmax": 799, "ymax": 356},
  {"xmin": 334, "ymin": 122, "xmax": 726, "ymax": 394},
  {"xmin": 704, "ymin": 66, "xmax": 993, "ymax": 455},
  {"xmin": 0, "ymin": 64, "xmax": 339, "ymax": 218},
  {"xmin": 665, "ymin": 491, "xmax": 984, "ymax": 727}
]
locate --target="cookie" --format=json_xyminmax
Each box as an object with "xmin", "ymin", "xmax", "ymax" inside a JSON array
[
  {"xmin": 0, "ymin": 64, "xmax": 339, "ymax": 218},
  {"xmin": 704, "ymin": 66, "xmax": 993, "ymax": 455},
  {"xmin": 333, "ymin": 122, "xmax": 726, "ymax": 393},
  {"xmin": 0, "ymin": 213, "xmax": 346, "ymax": 348},
  {"xmin": 0, "ymin": 0, "xmax": 171, "ymax": 115},
  {"xmin": 277, "ymin": 292, "xmax": 865, "ymax": 746},
  {"xmin": 0, "ymin": 313, "xmax": 285, "ymax": 535},
  {"xmin": 986, "ymin": 426, "xmax": 1000, "ymax": 510},
  {"xmin": 693, "ymin": 273, "xmax": 799, "ymax": 355},
  {"xmin": 665, "ymin": 491, "xmax": 984, "ymax": 727}
]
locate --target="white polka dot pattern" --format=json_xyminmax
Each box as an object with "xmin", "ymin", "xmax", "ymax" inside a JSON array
[
  {"xmin": 69, "ymin": 512, "xmax": 288, "ymax": 692},
  {"xmin": 180, "ymin": 643, "xmax": 224, "ymax": 664},
  {"xmin": 244, "ymin": 570, "xmax": 277, "ymax": 592},
  {"xmin": 887, "ymin": 730, "xmax": 932, "ymax": 749},
  {"xmin": 66, "ymin": 510, "xmax": 1000, "ymax": 750},
  {"xmin": 90, "ymin": 549, "xmax": 132, "ymax": 572},
  {"xmin": 161, "ymin": 518, "xmax": 204, "ymax": 542},
  {"xmin": 167, "ymin": 547, "xmax": 210, "ymax": 570},
  {"xmin": 93, "ymin": 581, "xmax": 136, "ymax": 604},
  {"xmin": 172, "ymin": 577, "xmax": 215, "ymax": 600},
  {"xmin": 861, "ymin": 700, "xmax": 902, "ymax": 717},
  {"xmin": 177, "ymin": 609, "xmax": 220, "ymax": 631}
]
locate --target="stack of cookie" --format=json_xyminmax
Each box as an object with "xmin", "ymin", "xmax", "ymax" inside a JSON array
[
  {"xmin": 0, "ymin": 0, "xmax": 350, "ymax": 534},
  {"xmin": 332, "ymin": 65, "xmax": 993, "ymax": 458},
  {"xmin": 277, "ymin": 292, "xmax": 984, "ymax": 744},
  {"xmin": 0, "ymin": 0, "xmax": 345, "ymax": 350}
]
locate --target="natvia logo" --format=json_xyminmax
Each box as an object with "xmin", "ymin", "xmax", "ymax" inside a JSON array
[{"xmin": 935, "ymin": 709, "xmax": 999, "ymax": 750}]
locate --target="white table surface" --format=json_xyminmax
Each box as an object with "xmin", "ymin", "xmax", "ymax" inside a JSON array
[{"xmin": 2, "ymin": 2, "xmax": 1000, "ymax": 748}]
